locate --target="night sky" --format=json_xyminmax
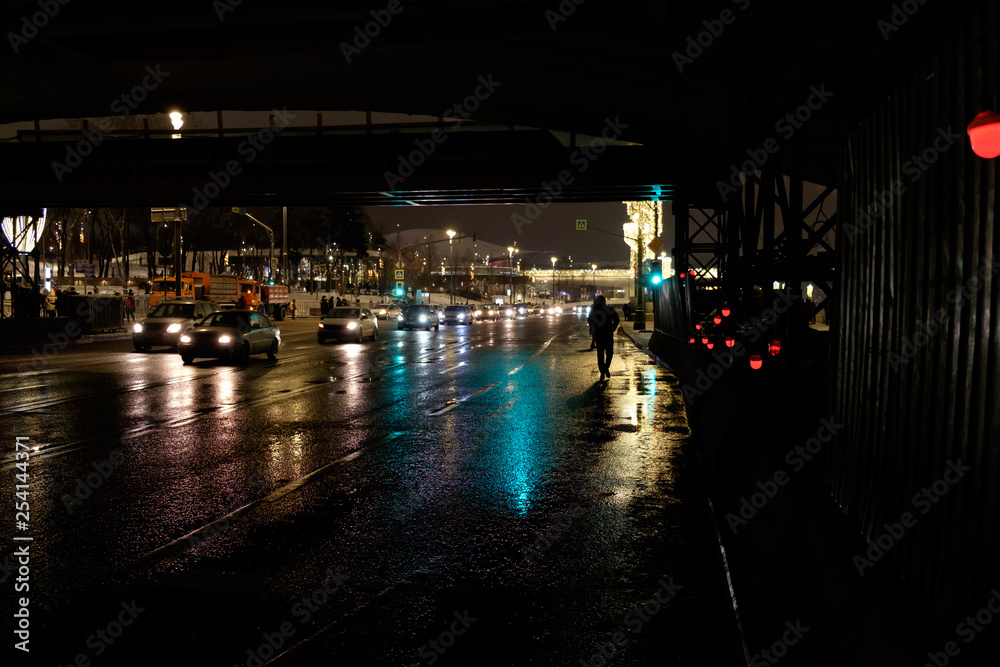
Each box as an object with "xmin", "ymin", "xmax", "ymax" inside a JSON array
[{"xmin": 365, "ymin": 202, "xmax": 653, "ymax": 266}]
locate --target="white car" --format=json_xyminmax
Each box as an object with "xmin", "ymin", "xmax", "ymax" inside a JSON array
[{"xmin": 317, "ymin": 307, "xmax": 379, "ymax": 343}]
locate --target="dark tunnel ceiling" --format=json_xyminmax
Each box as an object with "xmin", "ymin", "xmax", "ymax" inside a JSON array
[{"xmin": 0, "ymin": 0, "xmax": 973, "ymax": 190}]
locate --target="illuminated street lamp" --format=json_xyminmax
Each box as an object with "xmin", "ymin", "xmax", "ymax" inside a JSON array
[
  {"xmin": 551, "ymin": 256, "xmax": 557, "ymax": 306},
  {"xmin": 591, "ymin": 264, "xmax": 597, "ymax": 298},
  {"xmin": 507, "ymin": 245, "xmax": 518, "ymax": 304},
  {"xmin": 447, "ymin": 230, "xmax": 456, "ymax": 304}
]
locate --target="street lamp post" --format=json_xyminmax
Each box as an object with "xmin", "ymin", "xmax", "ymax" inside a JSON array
[
  {"xmin": 507, "ymin": 245, "xmax": 517, "ymax": 304},
  {"xmin": 447, "ymin": 230, "xmax": 456, "ymax": 304},
  {"xmin": 550, "ymin": 257, "xmax": 557, "ymax": 306},
  {"xmin": 591, "ymin": 264, "xmax": 597, "ymax": 299}
]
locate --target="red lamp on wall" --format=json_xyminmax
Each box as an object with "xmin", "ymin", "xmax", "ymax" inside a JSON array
[
  {"xmin": 701, "ymin": 336, "xmax": 709, "ymax": 345},
  {"xmin": 689, "ymin": 337, "xmax": 696, "ymax": 344},
  {"xmin": 725, "ymin": 336, "xmax": 735, "ymax": 348},
  {"xmin": 713, "ymin": 315, "xmax": 722, "ymax": 325},
  {"xmin": 721, "ymin": 307, "xmax": 731, "ymax": 317},
  {"xmin": 706, "ymin": 342, "xmax": 715, "ymax": 350},
  {"xmin": 749, "ymin": 355, "xmax": 763, "ymax": 370},
  {"xmin": 968, "ymin": 111, "xmax": 1000, "ymax": 158},
  {"xmin": 769, "ymin": 340, "xmax": 783, "ymax": 356},
  {"xmin": 695, "ymin": 323, "xmax": 702, "ymax": 330}
]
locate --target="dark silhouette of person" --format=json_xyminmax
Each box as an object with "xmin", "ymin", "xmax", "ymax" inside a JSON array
[
  {"xmin": 587, "ymin": 294, "xmax": 619, "ymax": 381},
  {"xmin": 321, "ymin": 296, "xmax": 329, "ymax": 315}
]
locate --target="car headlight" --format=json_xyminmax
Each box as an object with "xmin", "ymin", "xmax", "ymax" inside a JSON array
[
  {"xmin": 419, "ymin": 315, "xmax": 428, "ymax": 322},
  {"xmin": 179, "ymin": 334, "xmax": 190, "ymax": 343},
  {"xmin": 166, "ymin": 323, "xmax": 182, "ymax": 333},
  {"xmin": 458, "ymin": 313, "xmax": 465, "ymax": 320},
  {"xmin": 379, "ymin": 309, "xmax": 387, "ymax": 316},
  {"xmin": 218, "ymin": 335, "xmax": 231, "ymax": 344},
  {"xmin": 347, "ymin": 322, "xmax": 357, "ymax": 330},
  {"xmin": 398, "ymin": 314, "xmax": 404, "ymax": 321},
  {"xmin": 133, "ymin": 323, "xmax": 142, "ymax": 333},
  {"xmin": 318, "ymin": 323, "xmax": 325, "ymax": 329}
]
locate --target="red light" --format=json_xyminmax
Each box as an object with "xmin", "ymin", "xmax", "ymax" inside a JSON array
[
  {"xmin": 725, "ymin": 336, "xmax": 735, "ymax": 348},
  {"xmin": 968, "ymin": 111, "xmax": 1000, "ymax": 158},
  {"xmin": 713, "ymin": 315, "xmax": 722, "ymax": 325},
  {"xmin": 695, "ymin": 323, "xmax": 702, "ymax": 330},
  {"xmin": 769, "ymin": 340, "xmax": 782, "ymax": 356},
  {"xmin": 679, "ymin": 272, "xmax": 686, "ymax": 278},
  {"xmin": 721, "ymin": 307, "xmax": 731, "ymax": 317},
  {"xmin": 750, "ymin": 355, "xmax": 763, "ymax": 370},
  {"xmin": 701, "ymin": 336, "xmax": 709, "ymax": 345},
  {"xmin": 689, "ymin": 337, "xmax": 696, "ymax": 344},
  {"xmin": 706, "ymin": 342, "xmax": 714, "ymax": 349}
]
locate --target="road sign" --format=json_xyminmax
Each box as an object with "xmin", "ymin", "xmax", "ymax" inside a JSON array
[
  {"xmin": 232, "ymin": 207, "xmax": 247, "ymax": 215},
  {"xmin": 394, "ymin": 269, "xmax": 405, "ymax": 280},
  {"xmin": 647, "ymin": 238, "xmax": 664, "ymax": 254},
  {"xmin": 151, "ymin": 207, "xmax": 188, "ymax": 223},
  {"xmin": 74, "ymin": 262, "xmax": 95, "ymax": 277},
  {"xmin": 270, "ymin": 258, "xmax": 278, "ymax": 270},
  {"xmin": 576, "ymin": 219, "xmax": 587, "ymax": 230}
]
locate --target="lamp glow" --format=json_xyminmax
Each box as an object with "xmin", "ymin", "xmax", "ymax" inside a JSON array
[
  {"xmin": 967, "ymin": 111, "xmax": 1000, "ymax": 158},
  {"xmin": 750, "ymin": 355, "xmax": 763, "ymax": 370}
]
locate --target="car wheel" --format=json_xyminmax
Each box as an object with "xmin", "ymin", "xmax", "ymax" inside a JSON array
[
  {"xmin": 267, "ymin": 340, "xmax": 278, "ymax": 360},
  {"xmin": 358, "ymin": 328, "xmax": 364, "ymax": 343},
  {"xmin": 181, "ymin": 354, "xmax": 193, "ymax": 364},
  {"xmin": 133, "ymin": 342, "xmax": 147, "ymax": 352},
  {"xmin": 371, "ymin": 327, "xmax": 378, "ymax": 341}
]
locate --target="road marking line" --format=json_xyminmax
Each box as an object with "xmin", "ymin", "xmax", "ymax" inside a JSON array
[
  {"xmin": 440, "ymin": 361, "xmax": 466, "ymax": 374},
  {"xmin": 508, "ymin": 327, "xmax": 572, "ymax": 375},
  {"xmin": 429, "ymin": 382, "xmax": 497, "ymax": 416},
  {"xmin": 137, "ymin": 433, "xmax": 397, "ymax": 564}
]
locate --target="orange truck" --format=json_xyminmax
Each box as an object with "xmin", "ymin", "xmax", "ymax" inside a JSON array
[
  {"xmin": 237, "ymin": 280, "xmax": 291, "ymax": 320},
  {"xmin": 148, "ymin": 272, "xmax": 240, "ymax": 308}
]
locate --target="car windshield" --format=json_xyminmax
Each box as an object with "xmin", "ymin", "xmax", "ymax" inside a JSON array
[
  {"xmin": 200, "ymin": 312, "xmax": 252, "ymax": 328},
  {"xmin": 150, "ymin": 303, "xmax": 195, "ymax": 318},
  {"xmin": 406, "ymin": 306, "xmax": 429, "ymax": 314},
  {"xmin": 327, "ymin": 308, "xmax": 360, "ymax": 318},
  {"xmin": 445, "ymin": 306, "xmax": 464, "ymax": 312}
]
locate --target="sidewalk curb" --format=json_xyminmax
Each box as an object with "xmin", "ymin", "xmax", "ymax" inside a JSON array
[{"xmin": 618, "ymin": 321, "xmax": 753, "ymax": 666}]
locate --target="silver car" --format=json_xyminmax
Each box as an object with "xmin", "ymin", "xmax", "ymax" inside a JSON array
[
  {"xmin": 178, "ymin": 310, "xmax": 280, "ymax": 364},
  {"xmin": 317, "ymin": 307, "xmax": 379, "ymax": 343},
  {"xmin": 133, "ymin": 300, "xmax": 221, "ymax": 351}
]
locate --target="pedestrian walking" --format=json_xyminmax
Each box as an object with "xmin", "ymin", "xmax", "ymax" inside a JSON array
[
  {"xmin": 45, "ymin": 289, "xmax": 57, "ymax": 318},
  {"xmin": 587, "ymin": 295, "xmax": 620, "ymax": 381},
  {"xmin": 321, "ymin": 296, "xmax": 329, "ymax": 315},
  {"xmin": 622, "ymin": 302, "xmax": 631, "ymax": 321},
  {"xmin": 290, "ymin": 299, "xmax": 296, "ymax": 320},
  {"xmin": 124, "ymin": 290, "xmax": 136, "ymax": 322}
]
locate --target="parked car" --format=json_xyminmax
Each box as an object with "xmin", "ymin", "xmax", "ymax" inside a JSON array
[
  {"xmin": 442, "ymin": 305, "xmax": 473, "ymax": 325},
  {"xmin": 317, "ymin": 307, "xmax": 378, "ymax": 343},
  {"xmin": 398, "ymin": 305, "xmax": 440, "ymax": 331},
  {"xmin": 133, "ymin": 300, "xmax": 221, "ymax": 351},
  {"xmin": 178, "ymin": 310, "xmax": 280, "ymax": 364}
]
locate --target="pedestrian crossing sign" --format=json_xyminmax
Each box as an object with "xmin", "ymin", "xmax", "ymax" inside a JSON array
[
  {"xmin": 394, "ymin": 269, "xmax": 405, "ymax": 280},
  {"xmin": 576, "ymin": 219, "xmax": 587, "ymax": 230}
]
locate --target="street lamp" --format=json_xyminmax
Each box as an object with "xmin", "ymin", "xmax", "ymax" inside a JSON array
[
  {"xmin": 447, "ymin": 230, "xmax": 456, "ymax": 304},
  {"xmin": 550, "ymin": 256, "xmax": 557, "ymax": 306},
  {"xmin": 507, "ymin": 245, "xmax": 517, "ymax": 304},
  {"xmin": 591, "ymin": 264, "xmax": 597, "ymax": 299}
]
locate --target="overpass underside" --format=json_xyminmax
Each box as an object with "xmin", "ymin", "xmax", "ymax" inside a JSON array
[{"xmin": 0, "ymin": 126, "xmax": 712, "ymax": 209}]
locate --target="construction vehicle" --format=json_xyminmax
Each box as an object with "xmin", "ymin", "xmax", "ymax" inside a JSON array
[
  {"xmin": 236, "ymin": 280, "xmax": 291, "ymax": 320},
  {"xmin": 148, "ymin": 272, "xmax": 240, "ymax": 308}
]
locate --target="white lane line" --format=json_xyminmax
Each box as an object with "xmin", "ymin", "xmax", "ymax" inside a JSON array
[
  {"xmin": 429, "ymin": 382, "xmax": 497, "ymax": 416},
  {"xmin": 440, "ymin": 361, "xmax": 466, "ymax": 374},
  {"xmin": 508, "ymin": 327, "xmax": 571, "ymax": 375},
  {"xmin": 137, "ymin": 432, "xmax": 396, "ymax": 563}
]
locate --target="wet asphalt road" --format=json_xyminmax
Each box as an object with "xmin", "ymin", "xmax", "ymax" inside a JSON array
[{"xmin": 0, "ymin": 313, "xmax": 740, "ymax": 666}]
